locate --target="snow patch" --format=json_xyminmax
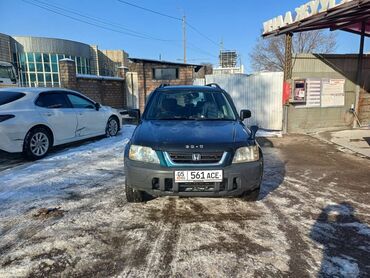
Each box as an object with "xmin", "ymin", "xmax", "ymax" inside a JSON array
[
  {"xmin": 76, "ymin": 74, "xmax": 124, "ymax": 81},
  {"xmin": 256, "ymin": 130, "xmax": 282, "ymax": 138},
  {"xmin": 321, "ymin": 256, "xmax": 359, "ymax": 278}
]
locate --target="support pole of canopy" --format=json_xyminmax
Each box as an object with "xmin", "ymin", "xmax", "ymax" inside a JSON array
[
  {"xmin": 284, "ymin": 33, "xmax": 293, "ymax": 81},
  {"xmin": 283, "ymin": 33, "xmax": 293, "ymax": 134},
  {"xmin": 353, "ymin": 22, "xmax": 366, "ymax": 128}
]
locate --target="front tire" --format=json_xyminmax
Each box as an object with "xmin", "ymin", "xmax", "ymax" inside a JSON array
[
  {"xmin": 242, "ymin": 151, "xmax": 264, "ymax": 202},
  {"xmin": 240, "ymin": 187, "xmax": 261, "ymax": 202},
  {"xmin": 125, "ymin": 183, "xmax": 145, "ymax": 203},
  {"xmin": 23, "ymin": 127, "xmax": 51, "ymax": 160},
  {"xmin": 106, "ymin": 117, "xmax": 119, "ymax": 137}
]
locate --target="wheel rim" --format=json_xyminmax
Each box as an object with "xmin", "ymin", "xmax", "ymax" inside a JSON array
[
  {"xmin": 30, "ymin": 132, "xmax": 49, "ymax": 156},
  {"xmin": 107, "ymin": 119, "xmax": 118, "ymax": 136}
]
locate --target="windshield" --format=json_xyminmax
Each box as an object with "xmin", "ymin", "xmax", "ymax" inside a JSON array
[
  {"xmin": 0, "ymin": 65, "xmax": 16, "ymax": 81},
  {"xmin": 145, "ymin": 90, "xmax": 237, "ymax": 121}
]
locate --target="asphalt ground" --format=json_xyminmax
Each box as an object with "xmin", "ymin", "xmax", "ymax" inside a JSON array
[{"xmin": 0, "ymin": 133, "xmax": 369, "ymax": 277}]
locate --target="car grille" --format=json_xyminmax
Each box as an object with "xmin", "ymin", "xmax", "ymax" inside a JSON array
[{"xmin": 168, "ymin": 151, "xmax": 224, "ymax": 164}]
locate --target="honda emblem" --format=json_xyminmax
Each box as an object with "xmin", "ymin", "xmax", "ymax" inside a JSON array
[{"xmin": 192, "ymin": 153, "xmax": 201, "ymax": 161}]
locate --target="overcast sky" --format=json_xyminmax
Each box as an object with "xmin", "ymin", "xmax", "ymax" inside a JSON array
[{"xmin": 1, "ymin": 0, "xmax": 368, "ymax": 72}]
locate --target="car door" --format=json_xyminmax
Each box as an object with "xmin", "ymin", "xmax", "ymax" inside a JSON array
[
  {"xmin": 35, "ymin": 92, "xmax": 78, "ymax": 144},
  {"xmin": 65, "ymin": 93, "xmax": 106, "ymax": 137}
]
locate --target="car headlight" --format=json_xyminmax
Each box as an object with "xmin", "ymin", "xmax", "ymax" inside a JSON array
[
  {"xmin": 129, "ymin": 145, "xmax": 160, "ymax": 164},
  {"xmin": 232, "ymin": 145, "xmax": 259, "ymax": 163}
]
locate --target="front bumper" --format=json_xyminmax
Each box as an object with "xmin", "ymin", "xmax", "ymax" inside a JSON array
[{"xmin": 124, "ymin": 159, "xmax": 263, "ymax": 197}]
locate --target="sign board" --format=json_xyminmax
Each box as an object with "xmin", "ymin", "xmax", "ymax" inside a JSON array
[
  {"xmin": 291, "ymin": 78, "xmax": 345, "ymax": 108},
  {"xmin": 305, "ymin": 78, "xmax": 321, "ymax": 107},
  {"xmin": 263, "ymin": 0, "xmax": 354, "ymax": 34},
  {"xmin": 321, "ymin": 79, "xmax": 345, "ymax": 107},
  {"xmin": 292, "ymin": 80, "xmax": 306, "ymax": 103}
]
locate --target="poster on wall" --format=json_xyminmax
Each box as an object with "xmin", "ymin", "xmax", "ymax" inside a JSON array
[
  {"xmin": 321, "ymin": 79, "xmax": 345, "ymax": 107},
  {"xmin": 293, "ymin": 80, "xmax": 306, "ymax": 103},
  {"xmin": 305, "ymin": 78, "xmax": 321, "ymax": 107}
]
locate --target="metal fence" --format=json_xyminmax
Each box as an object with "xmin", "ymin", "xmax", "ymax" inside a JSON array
[{"xmin": 194, "ymin": 72, "xmax": 283, "ymax": 130}]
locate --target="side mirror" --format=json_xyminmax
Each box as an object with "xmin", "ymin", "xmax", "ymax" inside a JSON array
[
  {"xmin": 249, "ymin": 125, "xmax": 259, "ymax": 140},
  {"xmin": 95, "ymin": 103, "xmax": 101, "ymax": 111},
  {"xmin": 240, "ymin": 109, "xmax": 251, "ymax": 120},
  {"xmin": 128, "ymin": 109, "xmax": 141, "ymax": 120}
]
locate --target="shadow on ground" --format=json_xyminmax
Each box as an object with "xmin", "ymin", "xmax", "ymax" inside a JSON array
[
  {"xmin": 0, "ymin": 135, "xmax": 106, "ymax": 172},
  {"xmin": 257, "ymin": 137, "xmax": 286, "ymax": 200},
  {"xmin": 310, "ymin": 203, "xmax": 370, "ymax": 277}
]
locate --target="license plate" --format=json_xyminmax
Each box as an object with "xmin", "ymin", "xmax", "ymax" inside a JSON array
[{"xmin": 174, "ymin": 170, "xmax": 223, "ymax": 183}]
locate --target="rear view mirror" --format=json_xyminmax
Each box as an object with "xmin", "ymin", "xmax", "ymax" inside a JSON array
[
  {"xmin": 95, "ymin": 103, "xmax": 101, "ymax": 111},
  {"xmin": 249, "ymin": 125, "xmax": 259, "ymax": 140},
  {"xmin": 240, "ymin": 109, "xmax": 251, "ymax": 120},
  {"xmin": 128, "ymin": 109, "xmax": 141, "ymax": 120}
]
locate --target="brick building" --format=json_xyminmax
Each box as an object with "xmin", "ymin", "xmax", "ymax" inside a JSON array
[
  {"xmin": 128, "ymin": 58, "xmax": 203, "ymax": 111},
  {"xmin": 59, "ymin": 59, "xmax": 126, "ymax": 109}
]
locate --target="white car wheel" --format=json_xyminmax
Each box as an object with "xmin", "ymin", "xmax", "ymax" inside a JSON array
[
  {"xmin": 30, "ymin": 132, "xmax": 50, "ymax": 156},
  {"xmin": 106, "ymin": 117, "xmax": 119, "ymax": 137},
  {"xmin": 24, "ymin": 127, "xmax": 52, "ymax": 160}
]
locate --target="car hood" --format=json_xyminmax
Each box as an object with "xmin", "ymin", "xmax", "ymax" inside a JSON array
[{"xmin": 131, "ymin": 120, "xmax": 252, "ymax": 151}]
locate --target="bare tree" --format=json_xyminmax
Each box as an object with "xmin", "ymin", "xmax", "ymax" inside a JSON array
[{"xmin": 250, "ymin": 30, "xmax": 337, "ymax": 72}]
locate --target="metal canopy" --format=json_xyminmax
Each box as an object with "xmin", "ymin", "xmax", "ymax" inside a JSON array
[{"xmin": 263, "ymin": 0, "xmax": 370, "ymax": 38}]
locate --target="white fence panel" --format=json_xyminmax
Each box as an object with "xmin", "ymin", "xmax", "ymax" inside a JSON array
[
  {"xmin": 193, "ymin": 78, "xmax": 206, "ymax": 86},
  {"xmin": 202, "ymin": 72, "xmax": 283, "ymax": 130},
  {"xmin": 125, "ymin": 72, "xmax": 139, "ymax": 109}
]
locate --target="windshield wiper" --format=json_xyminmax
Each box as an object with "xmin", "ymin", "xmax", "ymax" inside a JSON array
[
  {"xmin": 192, "ymin": 118, "xmax": 234, "ymax": 121},
  {"xmin": 156, "ymin": 117, "xmax": 196, "ymax": 121}
]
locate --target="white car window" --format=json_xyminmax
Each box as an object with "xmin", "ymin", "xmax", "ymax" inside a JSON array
[
  {"xmin": 67, "ymin": 94, "xmax": 95, "ymax": 109},
  {"xmin": 35, "ymin": 93, "xmax": 70, "ymax": 109},
  {"xmin": 0, "ymin": 91, "xmax": 25, "ymax": 106}
]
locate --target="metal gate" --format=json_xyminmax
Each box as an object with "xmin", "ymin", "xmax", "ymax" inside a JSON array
[{"xmin": 194, "ymin": 72, "xmax": 283, "ymax": 130}]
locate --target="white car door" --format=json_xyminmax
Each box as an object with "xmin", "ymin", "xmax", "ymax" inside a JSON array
[
  {"xmin": 66, "ymin": 93, "xmax": 107, "ymax": 137},
  {"xmin": 35, "ymin": 92, "xmax": 78, "ymax": 144}
]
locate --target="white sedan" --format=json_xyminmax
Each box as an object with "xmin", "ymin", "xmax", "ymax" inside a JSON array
[{"xmin": 0, "ymin": 87, "xmax": 122, "ymax": 159}]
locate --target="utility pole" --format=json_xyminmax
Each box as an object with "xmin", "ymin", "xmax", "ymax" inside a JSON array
[
  {"xmin": 353, "ymin": 21, "xmax": 366, "ymax": 128},
  {"xmin": 283, "ymin": 32, "xmax": 293, "ymax": 134},
  {"xmin": 182, "ymin": 15, "xmax": 186, "ymax": 64}
]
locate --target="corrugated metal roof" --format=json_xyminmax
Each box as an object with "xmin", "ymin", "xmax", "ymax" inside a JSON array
[
  {"xmin": 129, "ymin": 57, "xmax": 201, "ymax": 68},
  {"xmin": 263, "ymin": 0, "xmax": 370, "ymax": 38}
]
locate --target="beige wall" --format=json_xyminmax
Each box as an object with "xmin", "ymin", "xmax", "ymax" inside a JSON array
[
  {"xmin": 287, "ymin": 54, "xmax": 370, "ymax": 132},
  {"xmin": 98, "ymin": 49, "xmax": 129, "ymax": 77}
]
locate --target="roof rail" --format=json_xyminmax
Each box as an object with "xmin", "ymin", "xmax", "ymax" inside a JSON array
[
  {"xmin": 158, "ymin": 83, "xmax": 170, "ymax": 88},
  {"xmin": 206, "ymin": 83, "xmax": 222, "ymax": 90}
]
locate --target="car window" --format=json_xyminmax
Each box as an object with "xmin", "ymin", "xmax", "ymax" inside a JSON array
[
  {"xmin": 67, "ymin": 94, "xmax": 95, "ymax": 109},
  {"xmin": 0, "ymin": 92, "xmax": 25, "ymax": 106},
  {"xmin": 145, "ymin": 90, "xmax": 237, "ymax": 121},
  {"xmin": 35, "ymin": 93, "xmax": 70, "ymax": 109}
]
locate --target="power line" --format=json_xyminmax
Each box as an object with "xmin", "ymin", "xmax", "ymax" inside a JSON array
[
  {"xmin": 116, "ymin": 0, "xmax": 220, "ymax": 48},
  {"xmin": 187, "ymin": 42, "xmax": 218, "ymax": 58},
  {"xmin": 186, "ymin": 22, "xmax": 219, "ymax": 47},
  {"xmin": 22, "ymin": 0, "xmax": 176, "ymax": 42},
  {"xmin": 22, "ymin": 0, "xmax": 218, "ymax": 63},
  {"xmin": 31, "ymin": 0, "xmax": 170, "ymax": 41},
  {"xmin": 117, "ymin": 0, "xmax": 182, "ymax": 21}
]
